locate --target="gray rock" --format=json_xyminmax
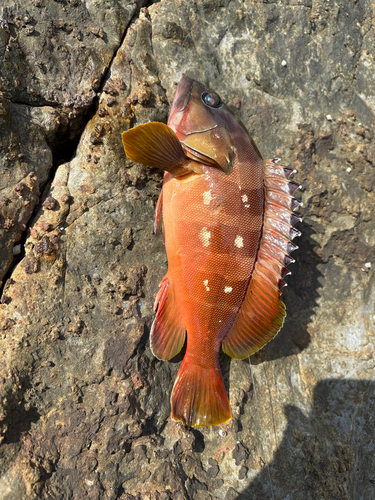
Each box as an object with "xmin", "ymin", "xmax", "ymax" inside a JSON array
[
  {"xmin": 0, "ymin": 0, "xmax": 143, "ymax": 108},
  {"xmin": 0, "ymin": 0, "xmax": 145, "ymax": 284},
  {"xmin": 0, "ymin": 1, "xmax": 374, "ymax": 499}
]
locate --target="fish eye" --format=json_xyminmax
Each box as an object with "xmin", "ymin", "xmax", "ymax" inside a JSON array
[{"xmin": 201, "ymin": 91, "xmax": 223, "ymax": 109}]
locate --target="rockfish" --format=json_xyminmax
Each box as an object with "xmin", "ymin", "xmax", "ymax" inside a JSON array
[{"xmin": 122, "ymin": 76, "xmax": 301, "ymax": 427}]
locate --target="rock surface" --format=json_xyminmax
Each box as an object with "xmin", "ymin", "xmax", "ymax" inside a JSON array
[{"xmin": 0, "ymin": 1, "xmax": 374, "ymax": 499}]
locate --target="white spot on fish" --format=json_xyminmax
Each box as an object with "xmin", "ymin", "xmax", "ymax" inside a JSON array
[
  {"xmin": 244, "ymin": 204, "xmax": 250, "ymax": 208},
  {"xmin": 203, "ymin": 190, "xmax": 212, "ymax": 205},
  {"xmin": 199, "ymin": 227, "xmax": 211, "ymax": 247},
  {"xmin": 224, "ymin": 286, "xmax": 233, "ymax": 293},
  {"xmin": 241, "ymin": 194, "xmax": 248, "ymax": 203},
  {"xmin": 235, "ymin": 235, "xmax": 244, "ymax": 248},
  {"xmin": 203, "ymin": 279, "xmax": 210, "ymax": 291}
]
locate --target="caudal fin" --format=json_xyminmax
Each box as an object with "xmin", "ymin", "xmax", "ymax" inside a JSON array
[{"xmin": 171, "ymin": 359, "xmax": 232, "ymax": 427}]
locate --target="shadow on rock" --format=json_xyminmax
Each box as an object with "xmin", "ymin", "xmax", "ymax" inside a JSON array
[
  {"xmin": 0, "ymin": 373, "xmax": 41, "ymax": 449},
  {"xmin": 250, "ymin": 219, "xmax": 322, "ymax": 365},
  {"xmin": 234, "ymin": 379, "xmax": 375, "ymax": 500}
]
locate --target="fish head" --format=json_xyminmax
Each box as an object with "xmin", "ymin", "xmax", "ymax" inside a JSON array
[{"xmin": 167, "ymin": 76, "xmax": 259, "ymax": 174}]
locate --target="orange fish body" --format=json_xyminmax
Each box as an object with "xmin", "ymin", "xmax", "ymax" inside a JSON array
[{"xmin": 122, "ymin": 76, "xmax": 301, "ymax": 427}]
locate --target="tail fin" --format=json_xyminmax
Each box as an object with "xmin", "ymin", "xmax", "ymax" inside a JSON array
[{"xmin": 171, "ymin": 359, "xmax": 232, "ymax": 427}]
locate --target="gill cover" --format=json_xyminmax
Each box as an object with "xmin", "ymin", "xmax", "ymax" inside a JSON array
[{"xmin": 168, "ymin": 76, "xmax": 236, "ymax": 174}]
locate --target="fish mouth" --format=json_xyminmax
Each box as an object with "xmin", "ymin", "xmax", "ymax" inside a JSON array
[
  {"xmin": 173, "ymin": 75, "xmax": 195, "ymax": 112},
  {"xmin": 171, "ymin": 75, "xmax": 208, "ymax": 114},
  {"xmin": 170, "ymin": 76, "xmax": 215, "ymax": 136}
]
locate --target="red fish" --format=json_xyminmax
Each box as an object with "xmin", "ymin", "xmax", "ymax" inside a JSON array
[{"xmin": 122, "ymin": 76, "xmax": 301, "ymax": 427}]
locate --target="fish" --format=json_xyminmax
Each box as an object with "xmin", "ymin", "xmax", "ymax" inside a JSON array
[{"xmin": 121, "ymin": 76, "xmax": 301, "ymax": 428}]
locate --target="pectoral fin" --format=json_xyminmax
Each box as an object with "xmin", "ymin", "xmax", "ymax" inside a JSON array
[
  {"xmin": 154, "ymin": 187, "xmax": 163, "ymax": 234},
  {"xmin": 222, "ymin": 159, "xmax": 302, "ymax": 359},
  {"xmin": 122, "ymin": 122, "xmax": 194, "ymax": 177}
]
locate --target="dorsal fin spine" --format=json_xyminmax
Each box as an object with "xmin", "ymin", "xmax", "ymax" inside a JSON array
[
  {"xmin": 265, "ymin": 216, "xmax": 301, "ymax": 241},
  {"xmin": 221, "ymin": 158, "xmax": 302, "ymax": 360}
]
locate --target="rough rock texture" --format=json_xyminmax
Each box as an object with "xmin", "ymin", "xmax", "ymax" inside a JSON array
[
  {"xmin": 0, "ymin": 1, "xmax": 374, "ymax": 499},
  {"xmin": 0, "ymin": 0, "xmax": 144, "ymax": 283}
]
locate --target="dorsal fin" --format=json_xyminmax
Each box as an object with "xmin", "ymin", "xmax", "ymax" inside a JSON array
[{"xmin": 222, "ymin": 159, "xmax": 301, "ymax": 359}]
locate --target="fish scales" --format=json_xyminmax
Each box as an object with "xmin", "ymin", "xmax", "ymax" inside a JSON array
[
  {"xmin": 163, "ymin": 162, "xmax": 263, "ymax": 352},
  {"xmin": 122, "ymin": 76, "xmax": 301, "ymax": 427}
]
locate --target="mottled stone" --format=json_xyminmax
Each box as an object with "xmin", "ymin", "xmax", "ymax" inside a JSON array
[
  {"xmin": 232, "ymin": 442, "xmax": 249, "ymax": 466},
  {"xmin": 0, "ymin": 0, "xmax": 145, "ymax": 284},
  {"xmin": 0, "ymin": 0, "xmax": 374, "ymax": 499}
]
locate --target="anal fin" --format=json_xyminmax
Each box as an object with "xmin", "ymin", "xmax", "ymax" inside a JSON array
[
  {"xmin": 222, "ymin": 159, "xmax": 301, "ymax": 359},
  {"xmin": 151, "ymin": 275, "xmax": 186, "ymax": 360}
]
